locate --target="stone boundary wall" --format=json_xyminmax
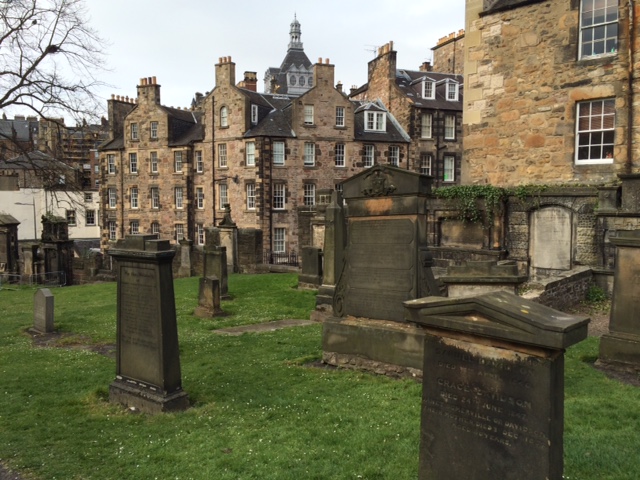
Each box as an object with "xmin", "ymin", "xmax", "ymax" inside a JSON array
[{"xmin": 521, "ymin": 266, "xmax": 592, "ymax": 311}]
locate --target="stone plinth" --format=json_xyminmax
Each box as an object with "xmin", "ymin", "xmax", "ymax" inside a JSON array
[
  {"xmin": 204, "ymin": 227, "xmax": 229, "ymax": 298},
  {"xmin": 194, "ymin": 276, "xmax": 223, "ymax": 317},
  {"xmin": 33, "ymin": 288, "xmax": 54, "ymax": 333},
  {"xmin": 299, "ymin": 246, "xmax": 323, "ymax": 288},
  {"xmin": 440, "ymin": 260, "xmax": 527, "ymax": 297}
]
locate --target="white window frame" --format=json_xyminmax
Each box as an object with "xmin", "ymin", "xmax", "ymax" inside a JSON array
[
  {"xmin": 389, "ymin": 146, "xmax": 400, "ymax": 167},
  {"xmin": 335, "ymin": 106, "xmax": 345, "ymax": 127},
  {"xmin": 364, "ymin": 145, "xmax": 375, "ymax": 167},
  {"xmin": 150, "ymin": 121, "xmax": 158, "ymax": 139},
  {"xmin": 575, "ymin": 98, "xmax": 615, "ymax": 164},
  {"xmin": 130, "ymin": 221, "xmax": 139, "ymax": 235},
  {"xmin": 273, "ymin": 184, "xmax": 285, "ymax": 210},
  {"xmin": 246, "ymin": 142, "xmax": 256, "ymax": 166},
  {"xmin": 130, "ymin": 187, "xmax": 139, "ymax": 209},
  {"xmin": 129, "ymin": 153, "xmax": 138, "ymax": 174},
  {"xmin": 420, "ymin": 154, "xmax": 432, "ymax": 176},
  {"xmin": 446, "ymin": 82, "xmax": 459, "ymax": 101},
  {"xmin": 197, "ymin": 224, "xmax": 205, "ymax": 246},
  {"xmin": 108, "ymin": 221, "xmax": 117, "ymax": 241},
  {"xmin": 175, "ymin": 187, "xmax": 184, "ymax": 209},
  {"xmin": 444, "ymin": 114, "xmax": 456, "ymax": 140},
  {"xmin": 85, "ymin": 209, "xmax": 96, "ymax": 226},
  {"xmin": 304, "ymin": 142, "xmax": 315, "ymax": 167},
  {"xmin": 150, "ymin": 151, "xmax": 158, "ymax": 174},
  {"xmin": 108, "ymin": 188, "xmax": 117, "ymax": 209},
  {"xmin": 273, "ymin": 227, "xmax": 286, "ymax": 253},
  {"xmin": 219, "ymin": 184, "xmax": 228, "ymax": 209},
  {"xmin": 130, "ymin": 123, "xmax": 138, "ymax": 141},
  {"xmin": 218, "ymin": 144, "xmax": 227, "ymax": 168},
  {"xmin": 220, "ymin": 106, "xmax": 228, "ymax": 127},
  {"xmin": 273, "ymin": 141, "xmax": 285, "ymax": 166},
  {"xmin": 174, "ymin": 151, "xmax": 183, "ymax": 173},
  {"xmin": 175, "ymin": 224, "xmax": 184, "ymax": 242},
  {"xmin": 421, "ymin": 113, "xmax": 433, "ymax": 139},
  {"xmin": 251, "ymin": 104, "xmax": 259, "ymax": 124},
  {"xmin": 579, "ymin": 0, "xmax": 619, "ymax": 59},
  {"xmin": 195, "ymin": 150, "xmax": 203, "ymax": 173},
  {"xmin": 365, "ymin": 111, "xmax": 386, "ymax": 132},
  {"xmin": 422, "ymin": 79, "xmax": 435, "ymax": 100},
  {"xmin": 196, "ymin": 187, "xmax": 204, "ymax": 209},
  {"xmin": 66, "ymin": 209, "xmax": 76, "ymax": 226},
  {"xmin": 304, "ymin": 105, "xmax": 314, "ymax": 125},
  {"xmin": 107, "ymin": 154, "xmax": 116, "ymax": 174},
  {"xmin": 246, "ymin": 183, "xmax": 256, "ymax": 210},
  {"xmin": 303, "ymin": 183, "xmax": 316, "ymax": 207},
  {"xmin": 335, "ymin": 143, "xmax": 345, "ymax": 167},
  {"xmin": 151, "ymin": 222, "xmax": 160, "ymax": 235},
  {"xmin": 151, "ymin": 187, "xmax": 160, "ymax": 209},
  {"xmin": 444, "ymin": 155, "xmax": 455, "ymax": 182}
]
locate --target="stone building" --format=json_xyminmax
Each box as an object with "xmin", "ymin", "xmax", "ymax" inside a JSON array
[
  {"xmin": 431, "ymin": 29, "xmax": 465, "ymax": 75},
  {"xmin": 350, "ymin": 42, "xmax": 464, "ymax": 187}
]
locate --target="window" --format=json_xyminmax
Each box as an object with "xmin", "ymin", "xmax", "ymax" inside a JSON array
[
  {"xmin": 251, "ymin": 104, "xmax": 259, "ymax": 124},
  {"xmin": 174, "ymin": 151, "xmax": 183, "ymax": 172},
  {"xmin": 195, "ymin": 151, "xmax": 203, "ymax": 173},
  {"xmin": 446, "ymin": 82, "xmax": 459, "ymax": 101},
  {"xmin": 299, "ymin": 76, "xmax": 306, "ymax": 86},
  {"xmin": 94, "ymin": 164, "xmax": 100, "ymax": 174},
  {"xmin": 304, "ymin": 142, "xmax": 315, "ymax": 167},
  {"xmin": 423, "ymin": 79, "xmax": 435, "ymax": 99},
  {"xmin": 175, "ymin": 224, "xmax": 184, "ymax": 242},
  {"xmin": 304, "ymin": 105, "xmax": 314, "ymax": 125},
  {"xmin": 220, "ymin": 106, "xmax": 228, "ymax": 127},
  {"xmin": 66, "ymin": 210, "xmax": 76, "ymax": 225},
  {"xmin": 576, "ymin": 98, "xmax": 615, "ymax": 164},
  {"xmin": 85, "ymin": 209, "xmax": 96, "ymax": 226},
  {"xmin": 273, "ymin": 141, "xmax": 285, "ymax": 166},
  {"xmin": 246, "ymin": 142, "xmax": 255, "ymax": 166},
  {"xmin": 175, "ymin": 187, "xmax": 184, "ymax": 209},
  {"xmin": 273, "ymin": 184, "xmax": 285, "ymax": 210},
  {"xmin": 421, "ymin": 113, "xmax": 433, "ymax": 138},
  {"xmin": 197, "ymin": 224, "xmax": 205, "ymax": 246},
  {"xmin": 130, "ymin": 123, "xmax": 138, "ymax": 140},
  {"xmin": 219, "ymin": 184, "xmax": 228, "ymax": 209},
  {"xmin": 130, "ymin": 221, "xmax": 139, "ymax": 235},
  {"xmin": 218, "ymin": 144, "xmax": 227, "ymax": 168},
  {"xmin": 444, "ymin": 114, "xmax": 456, "ymax": 140},
  {"xmin": 150, "ymin": 151, "xmax": 158, "ymax": 173},
  {"xmin": 364, "ymin": 145, "xmax": 375, "ymax": 167},
  {"xmin": 196, "ymin": 187, "xmax": 204, "ymax": 209},
  {"xmin": 304, "ymin": 184, "xmax": 316, "ymax": 207},
  {"xmin": 151, "ymin": 222, "xmax": 160, "ymax": 235},
  {"xmin": 336, "ymin": 106, "xmax": 345, "ymax": 127},
  {"xmin": 150, "ymin": 121, "xmax": 158, "ymax": 139},
  {"xmin": 580, "ymin": 0, "xmax": 619, "ymax": 59},
  {"xmin": 108, "ymin": 221, "xmax": 117, "ymax": 241},
  {"xmin": 130, "ymin": 187, "xmax": 139, "ymax": 209},
  {"xmin": 365, "ymin": 111, "xmax": 386, "ymax": 131},
  {"xmin": 246, "ymin": 183, "xmax": 256, "ymax": 210},
  {"xmin": 108, "ymin": 188, "xmax": 117, "ymax": 208},
  {"xmin": 335, "ymin": 143, "xmax": 345, "ymax": 167},
  {"xmin": 444, "ymin": 155, "xmax": 455, "ymax": 182},
  {"xmin": 151, "ymin": 187, "xmax": 160, "ymax": 209},
  {"xmin": 389, "ymin": 146, "xmax": 400, "ymax": 167},
  {"xmin": 274, "ymin": 227, "xmax": 286, "ymax": 253},
  {"xmin": 129, "ymin": 153, "xmax": 138, "ymax": 174},
  {"xmin": 420, "ymin": 154, "xmax": 432, "ymax": 176},
  {"xmin": 107, "ymin": 154, "xmax": 116, "ymax": 174},
  {"xmin": 84, "ymin": 192, "xmax": 93, "ymax": 203}
]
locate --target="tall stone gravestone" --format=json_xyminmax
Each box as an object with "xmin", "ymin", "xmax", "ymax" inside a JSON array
[
  {"xmin": 404, "ymin": 292, "xmax": 589, "ymax": 480},
  {"xmin": 204, "ymin": 227, "xmax": 229, "ymax": 298},
  {"xmin": 108, "ymin": 235, "xmax": 189, "ymax": 413},
  {"xmin": 33, "ymin": 288, "xmax": 54, "ymax": 333}
]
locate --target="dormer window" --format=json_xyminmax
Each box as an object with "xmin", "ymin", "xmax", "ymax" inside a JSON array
[
  {"xmin": 365, "ymin": 111, "xmax": 386, "ymax": 132},
  {"xmin": 251, "ymin": 104, "xmax": 259, "ymax": 124},
  {"xmin": 422, "ymin": 79, "xmax": 435, "ymax": 100},
  {"xmin": 446, "ymin": 82, "xmax": 459, "ymax": 101}
]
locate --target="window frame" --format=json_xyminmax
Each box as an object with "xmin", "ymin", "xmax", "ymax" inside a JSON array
[
  {"xmin": 175, "ymin": 186, "xmax": 184, "ymax": 209},
  {"xmin": 273, "ymin": 183, "xmax": 285, "ymax": 210},
  {"xmin": 421, "ymin": 113, "xmax": 433, "ymax": 139},
  {"xmin": 388, "ymin": 146, "xmax": 400, "ymax": 167},
  {"xmin": 175, "ymin": 224, "xmax": 184, "ymax": 242},
  {"xmin": 444, "ymin": 114, "xmax": 456, "ymax": 140},
  {"xmin": 273, "ymin": 141, "xmax": 285, "ymax": 166},
  {"xmin": 151, "ymin": 222, "xmax": 160, "ymax": 235},
  {"xmin": 196, "ymin": 187, "xmax": 204, "ymax": 209},
  {"xmin": 107, "ymin": 154, "xmax": 116, "ymax": 174},
  {"xmin": 303, "ymin": 183, "xmax": 316, "ymax": 207},
  {"xmin": 197, "ymin": 224, "xmax": 205, "ymax": 246},
  {"xmin": 304, "ymin": 105, "xmax": 314, "ymax": 125},
  {"xmin": 150, "ymin": 151, "xmax": 158, "ymax": 174},
  {"xmin": 423, "ymin": 79, "xmax": 435, "ymax": 100},
  {"xmin": 364, "ymin": 145, "xmax": 375, "ymax": 167},
  {"xmin": 130, "ymin": 187, "xmax": 139, "ymax": 209},
  {"xmin": 335, "ymin": 143, "xmax": 345, "ymax": 167},
  {"xmin": 246, "ymin": 182, "xmax": 256, "ymax": 210},
  {"xmin": 273, "ymin": 227, "xmax": 286, "ymax": 253},
  {"xmin": 130, "ymin": 123, "xmax": 138, "ymax": 141},
  {"xmin": 130, "ymin": 220, "xmax": 139, "ymax": 235},
  {"xmin": 304, "ymin": 142, "xmax": 315, "ymax": 167},
  {"xmin": 365, "ymin": 111, "xmax": 386, "ymax": 132},
  {"xmin": 444, "ymin": 155, "xmax": 456, "ymax": 182},
  {"xmin": 108, "ymin": 188, "xmax": 117, "ymax": 209},
  {"xmin": 579, "ymin": 0, "xmax": 619, "ymax": 60},
  {"xmin": 129, "ymin": 152, "xmax": 138, "ymax": 174},
  {"xmin": 195, "ymin": 150, "xmax": 203, "ymax": 173},
  {"xmin": 85, "ymin": 209, "xmax": 96, "ymax": 226},
  {"xmin": 246, "ymin": 142, "xmax": 256, "ymax": 166},
  {"xmin": 174, "ymin": 151, "xmax": 183, "ymax": 173},
  {"xmin": 220, "ymin": 106, "xmax": 229, "ymax": 127},
  {"xmin": 251, "ymin": 104, "xmax": 259, "ymax": 124},
  {"xmin": 446, "ymin": 82, "xmax": 459, "ymax": 101},
  {"xmin": 420, "ymin": 154, "xmax": 432, "ymax": 176},
  {"xmin": 150, "ymin": 121, "xmax": 158, "ymax": 140},
  {"xmin": 151, "ymin": 187, "xmax": 160, "ymax": 209},
  {"xmin": 218, "ymin": 143, "xmax": 228, "ymax": 168},
  {"xmin": 66, "ymin": 209, "xmax": 76, "ymax": 226},
  {"xmin": 108, "ymin": 221, "xmax": 117, "ymax": 241},
  {"xmin": 219, "ymin": 183, "xmax": 228, "ymax": 209},
  {"xmin": 335, "ymin": 106, "xmax": 345, "ymax": 127},
  {"xmin": 575, "ymin": 98, "xmax": 616, "ymax": 164}
]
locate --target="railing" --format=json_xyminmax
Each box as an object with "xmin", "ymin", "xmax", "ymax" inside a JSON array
[
  {"xmin": 263, "ymin": 251, "xmax": 299, "ymax": 266},
  {"xmin": 0, "ymin": 274, "xmax": 22, "ymax": 291},
  {"xmin": 29, "ymin": 271, "xmax": 67, "ymax": 287}
]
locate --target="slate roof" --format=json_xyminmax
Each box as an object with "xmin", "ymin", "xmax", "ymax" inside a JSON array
[
  {"xmin": 395, "ymin": 70, "xmax": 463, "ymax": 111},
  {"xmin": 245, "ymin": 107, "xmax": 294, "ymax": 138},
  {"xmin": 353, "ymin": 100, "xmax": 411, "ymax": 144},
  {"xmin": 0, "ymin": 118, "xmax": 39, "ymax": 142}
]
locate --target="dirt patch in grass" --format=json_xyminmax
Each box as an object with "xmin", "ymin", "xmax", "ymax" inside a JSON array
[{"xmin": 27, "ymin": 329, "xmax": 115, "ymax": 358}]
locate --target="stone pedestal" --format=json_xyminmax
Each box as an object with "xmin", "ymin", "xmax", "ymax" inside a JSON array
[
  {"xmin": 194, "ymin": 276, "xmax": 223, "ymax": 317},
  {"xmin": 108, "ymin": 235, "xmax": 189, "ymax": 413},
  {"xmin": 33, "ymin": 288, "xmax": 54, "ymax": 333},
  {"xmin": 219, "ymin": 225, "xmax": 238, "ymax": 273},
  {"xmin": 204, "ymin": 227, "xmax": 229, "ymax": 298},
  {"xmin": 440, "ymin": 260, "xmax": 527, "ymax": 297},
  {"xmin": 298, "ymin": 246, "xmax": 323, "ymax": 288},
  {"xmin": 177, "ymin": 239, "xmax": 193, "ymax": 277}
]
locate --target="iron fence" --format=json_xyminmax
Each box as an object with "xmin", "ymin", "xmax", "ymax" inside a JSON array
[
  {"xmin": 263, "ymin": 250, "xmax": 299, "ymax": 266},
  {"xmin": 29, "ymin": 271, "xmax": 67, "ymax": 287}
]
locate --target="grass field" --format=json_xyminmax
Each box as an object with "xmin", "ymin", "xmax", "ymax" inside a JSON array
[{"xmin": 0, "ymin": 274, "xmax": 639, "ymax": 479}]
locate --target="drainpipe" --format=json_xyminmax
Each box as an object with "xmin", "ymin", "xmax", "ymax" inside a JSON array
[
  {"xmin": 119, "ymin": 151, "xmax": 124, "ymax": 238},
  {"xmin": 627, "ymin": 0, "xmax": 635, "ymax": 174}
]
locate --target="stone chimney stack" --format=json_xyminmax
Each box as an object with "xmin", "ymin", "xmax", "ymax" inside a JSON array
[
  {"xmin": 215, "ymin": 56, "xmax": 236, "ymax": 87},
  {"xmin": 368, "ymin": 41, "xmax": 396, "ymax": 83},
  {"xmin": 238, "ymin": 71, "xmax": 258, "ymax": 92},
  {"xmin": 419, "ymin": 61, "xmax": 432, "ymax": 72},
  {"xmin": 136, "ymin": 76, "xmax": 161, "ymax": 104},
  {"xmin": 313, "ymin": 58, "xmax": 335, "ymax": 89}
]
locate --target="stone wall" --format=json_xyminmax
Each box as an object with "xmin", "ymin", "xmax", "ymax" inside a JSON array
[
  {"xmin": 432, "ymin": 30, "xmax": 465, "ymax": 75},
  {"xmin": 521, "ymin": 267, "xmax": 593, "ymax": 311}
]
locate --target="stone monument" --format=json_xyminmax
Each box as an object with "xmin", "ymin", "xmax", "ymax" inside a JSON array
[
  {"xmin": 218, "ymin": 204, "xmax": 238, "ymax": 273},
  {"xmin": 33, "ymin": 288, "xmax": 54, "ymax": 333},
  {"xmin": 404, "ymin": 292, "xmax": 589, "ymax": 480},
  {"xmin": 194, "ymin": 276, "xmax": 223, "ymax": 317},
  {"xmin": 108, "ymin": 235, "xmax": 189, "ymax": 413},
  {"xmin": 298, "ymin": 246, "xmax": 323, "ymax": 289},
  {"xmin": 204, "ymin": 227, "xmax": 229, "ymax": 298},
  {"xmin": 440, "ymin": 260, "xmax": 527, "ymax": 297}
]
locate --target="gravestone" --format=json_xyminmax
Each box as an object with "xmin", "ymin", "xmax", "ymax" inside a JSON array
[
  {"xmin": 33, "ymin": 288, "xmax": 54, "ymax": 333},
  {"xmin": 194, "ymin": 276, "xmax": 222, "ymax": 317},
  {"xmin": 298, "ymin": 246, "xmax": 323, "ymax": 288},
  {"xmin": 315, "ymin": 191, "xmax": 346, "ymax": 309},
  {"xmin": 404, "ymin": 292, "xmax": 589, "ymax": 480},
  {"xmin": 204, "ymin": 227, "xmax": 229, "ymax": 298},
  {"xmin": 108, "ymin": 235, "xmax": 189, "ymax": 413},
  {"xmin": 529, "ymin": 206, "xmax": 572, "ymax": 276},
  {"xmin": 599, "ymin": 229, "xmax": 640, "ymax": 369},
  {"xmin": 218, "ymin": 204, "xmax": 238, "ymax": 273},
  {"xmin": 177, "ymin": 238, "xmax": 193, "ymax": 277}
]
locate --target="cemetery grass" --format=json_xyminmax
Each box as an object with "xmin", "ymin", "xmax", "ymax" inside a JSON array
[{"xmin": 0, "ymin": 276, "xmax": 638, "ymax": 479}]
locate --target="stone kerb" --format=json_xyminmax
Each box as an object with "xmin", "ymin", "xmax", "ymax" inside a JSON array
[{"xmin": 440, "ymin": 260, "xmax": 527, "ymax": 297}]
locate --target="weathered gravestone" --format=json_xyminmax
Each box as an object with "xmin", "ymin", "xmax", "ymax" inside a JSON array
[
  {"xmin": 298, "ymin": 246, "xmax": 323, "ymax": 289},
  {"xmin": 404, "ymin": 292, "xmax": 589, "ymax": 480},
  {"xmin": 204, "ymin": 227, "xmax": 229, "ymax": 299},
  {"xmin": 440, "ymin": 260, "xmax": 527, "ymax": 297},
  {"xmin": 33, "ymin": 288, "xmax": 54, "ymax": 333},
  {"xmin": 108, "ymin": 235, "xmax": 189, "ymax": 413},
  {"xmin": 194, "ymin": 275, "xmax": 223, "ymax": 317}
]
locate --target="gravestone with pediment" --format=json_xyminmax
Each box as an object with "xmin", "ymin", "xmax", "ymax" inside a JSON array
[
  {"xmin": 108, "ymin": 235, "xmax": 189, "ymax": 413},
  {"xmin": 404, "ymin": 292, "xmax": 589, "ymax": 480}
]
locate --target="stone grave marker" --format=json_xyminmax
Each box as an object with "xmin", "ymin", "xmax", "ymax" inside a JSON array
[
  {"xmin": 33, "ymin": 288, "xmax": 54, "ymax": 333},
  {"xmin": 194, "ymin": 275, "xmax": 223, "ymax": 317},
  {"xmin": 404, "ymin": 291, "xmax": 589, "ymax": 480},
  {"xmin": 108, "ymin": 235, "xmax": 189, "ymax": 413},
  {"xmin": 204, "ymin": 227, "xmax": 229, "ymax": 298}
]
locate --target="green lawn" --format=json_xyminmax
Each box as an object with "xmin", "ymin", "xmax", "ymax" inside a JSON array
[{"xmin": 0, "ymin": 274, "xmax": 639, "ymax": 479}]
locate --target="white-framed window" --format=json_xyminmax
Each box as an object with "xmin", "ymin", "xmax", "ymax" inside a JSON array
[
  {"xmin": 273, "ymin": 184, "xmax": 285, "ymax": 210},
  {"xmin": 130, "ymin": 187, "xmax": 139, "ymax": 209},
  {"xmin": 174, "ymin": 151, "xmax": 183, "ymax": 173},
  {"xmin": 151, "ymin": 222, "xmax": 160, "ymax": 235},
  {"xmin": 420, "ymin": 154, "xmax": 432, "ymax": 176},
  {"xmin": 150, "ymin": 151, "xmax": 158, "ymax": 173},
  {"xmin": 444, "ymin": 114, "xmax": 456, "ymax": 140},
  {"xmin": 175, "ymin": 224, "xmax": 184, "ymax": 242},
  {"xmin": 219, "ymin": 184, "xmax": 228, "ymax": 209},
  {"xmin": 95, "ymin": 179, "xmax": 100, "ymax": 189},
  {"xmin": 336, "ymin": 106, "xmax": 345, "ymax": 127},
  {"xmin": 446, "ymin": 82, "xmax": 459, "ymax": 101},
  {"xmin": 196, "ymin": 187, "xmax": 204, "ymax": 209},
  {"xmin": 304, "ymin": 142, "xmax": 315, "ymax": 167},
  {"xmin": 129, "ymin": 153, "xmax": 138, "ymax": 174},
  {"xmin": 218, "ymin": 143, "xmax": 227, "ymax": 168},
  {"xmin": 422, "ymin": 79, "xmax": 435, "ymax": 99},
  {"xmin": 84, "ymin": 192, "xmax": 93, "ymax": 203},
  {"xmin": 151, "ymin": 187, "xmax": 160, "ymax": 209},
  {"xmin": 576, "ymin": 98, "xmax": 615, "ymax": 164},
  {"xmin": 107, "ymin": 154, "xmax": 116, "ymax": 174},
  {"xmin": 365, "ymin": 111, "xmax": 386, "ymax": 131},
  {"xmin": 175, "ymin": 186, "xmax": 184, "ymax": 209},
  {"xmin": 130, "ymin": 220, "xmax": 139, "ymax": 235},
  {"xmin": 444, "ymin": 155, "xmax": 455, "ymax": 182},
  {"xmin": 220, "ymin": 106, "xmax": 228, "ymax": 127},
  {"xmin": 85, "ymin": 209, "xmax": 96, "ymax": 226},
  {"xmin": 304, "ymin": 105, "xmax": 314, "ymax": 125},
  {"xmin": 108, "ymin": 188, "xmax": 117, "ymax": 208},
  {"xmin": 304, "ymin": 183, "xmax": 316, "ymax": 206},
  {"xmin": 421, "ymin": 113, "xmax": 433, "ymax": 138},
  {"xmin": 274, "ymin": 227, "xmax": 286, "ymax": 253},
  {"xmin": 364, "ymin": 145, "xmax": 375, "ymax": 167},
  {"xmin": 108, "ymin": 221, "xmax": 117, "ymax": 241},
  {"xmin": 579, "ymin": 0, "xmax": 619, "ymax": 59},
  {"xmin": 246, "ymin": 142, "xmax": 255, "ymax": 166},
  {"xmin": 389, "ymin": 146, "xmax": 400, "ymax": 167},
  {"xmin": 130, "ymin": 123, "xmax": 138, "ymax": 140},
  {"xmin": 251, "ymin": 104, "xmax": 259, "ymax": 124},
  {"xmin": 195, "ymin": 150, "xmax": 203, "ymax": 173},
  {"xmin": 66, "ymin": 209, "xmax": 76, "ymax": 225},
  {"xmin": 335, "ymin": 143, "xmax": 345, "ymax": 167},
  {"xmin": 150, "ymin": 121, "xmax": 158, "ymax": 139},
  {"xmin": 273, "ymin": 141, "xmax": 285, "ymax": 166},
  {"xmin": 246, "ymin": 182, "xmax": 256, "ymax": 210},
  {"xmin": 197, "ymin": 224, "xmax": 205, "ymax": 246}
]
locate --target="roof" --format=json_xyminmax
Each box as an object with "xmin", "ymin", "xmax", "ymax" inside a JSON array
[
  {"xmin": 0, "ymin": 214, "xmax": 20, "ymax": 226},
  {"xmin": 396, "ymin": 70, "xmax": 463, "ymax": 111},
  {"xmin": 353, "ymin": 100, "xmax": 411, "ymax": 143},
  {"xmin": 0, "ymin": 150, "xmax": 74, "ymax": 172}
]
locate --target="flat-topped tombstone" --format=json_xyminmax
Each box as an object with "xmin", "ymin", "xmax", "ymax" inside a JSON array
[
  {"xmin": 194, "ymin": 275, "xmax": 222, "ymax": 317},
  {"xmin": 404, "ymin": 292, "xmax": 589, "ymax": 480},
  {"xmin": 108, "ymin": 235, "xmax": 189, "ymax": 413},
  {"xmin": 33, "ymin": 288, "xmax": 54, "ymax": 333}
]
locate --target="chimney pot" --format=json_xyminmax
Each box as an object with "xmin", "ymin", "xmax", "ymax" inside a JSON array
[
  {"xmin": 111, "ymin": 94, "xmax": 115, "ymax": 99},
  {"xmin": 318, "ymin": 57, "xmax": 322, "ymax": 63}
]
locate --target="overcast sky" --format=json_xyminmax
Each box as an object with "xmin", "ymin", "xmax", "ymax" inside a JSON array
[{"xmin": 85, "ymin": 1, "xmax": 465, "ymax": 113}]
